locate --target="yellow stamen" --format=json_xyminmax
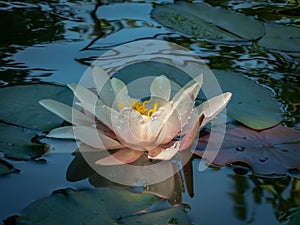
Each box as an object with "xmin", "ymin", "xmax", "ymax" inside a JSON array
[
  {"xmin": 117, "ymin": 100, "xmax": 124, "ymax": 109},
  {"xmin": 117, "ymin": 97, "xmax": 158, "ymax": 118},
  {"xmin": 147, "ymin": 102, "xmax": 158, "ymax": 118},
  {"xmin": 125, "ymin": 100, "xmax": 131, "ymax": 107}
]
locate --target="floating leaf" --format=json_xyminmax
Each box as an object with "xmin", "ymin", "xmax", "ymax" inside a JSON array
[
  {"xmin": 5, "ymin": 188, "xmax": 190, "ymax": 225},
  {"xmin": 151, "ymin": 2, "xmax": 265, "ymax": 41},
  {"xmin": 258, "ymin": 23, "xmax": 300, "ymax": 54},
  {"xmin": 0, "ymin": 123, "xmax": 49, "ymax": 160},
  {"xmin": 0, "ymin": 84, "xmax": 73, "ymax": 131},
  {"xmin": 195, "ymin": 123, "xmax": 300, "ymax": 175},
  {"xmin": 0, "ymin": 158, "xmax": 19, "ymax": 176},
  {"xmin": 209, "ymin": 70, "xmax": 282, "ymax": 130}
]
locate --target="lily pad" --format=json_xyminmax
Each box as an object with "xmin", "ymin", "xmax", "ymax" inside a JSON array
[
  {"xmin": 5, "ymin": 188, "xmax": 191, "ymax": 225},
  {"xmin": 211, "ymin": 70, "xmax": 282, "ymax": 130},
  {"xmin": 195, "ymin": 123, "xmax": 300, "ymax": 175},
  {"xmin": 0, "ymin": 123, "xmax": 49, "ymax": 160},
  {"xmin": 0, "ymin": 158, "xmax": 19, "ymax": 176},
  {"xmin": 0, "ymin": 84, "xmax": 73, "ymax": 131},
  {"xmin": 151, "ymin": 2, "xmax": 265, "ymax": 41},
  {"xmin": 258, "ymin": 23, "xmax": 300, "ymax": 54}
]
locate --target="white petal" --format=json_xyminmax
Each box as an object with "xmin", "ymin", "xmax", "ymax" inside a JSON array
[
  {"xmin": 47, "ymin": 126, "xmax": 75, "ymax": 139},
  {"xmin": 155, "ymin": 105, "xmax": 181, "ymax": 144},
  {"xmin": 39, "ymin": 99, "xmax": 94, "ymax": 126},
  {"xmin": 111, "ymin": 78, "xmax": 133, "ymax": 109},
  {"xmin": 92, "ymin": 66, "xmax": 109, "ymax": 93},
  {"xmin": 112, "ymin": 108, "xmax": 147, "ymax": 147},
  {"xmin": 76, "ymin": 102, "xmax": 117, "ymax": 131},
  {"xmin": 196, "ymin": 92, "xmax": 232, "ymax": 127},
  {"xmin": 73, "ymin": 126, "xmax": 123, "ymax": 150},
  {"xmin": 148, "ymin": 141, "xmax": 180, "ymax": 160},
  {"xmin": 179, "ymin": 114, "xmax": 204, "ymax": 151},
  {"xmin": 92, "ymin": 66, "xmax": 115, "ymax": 107},
  {"xmin": 173, "ymin": 74, "xmax": 203, "ymax": 100},
  {"xmin": 150, "ymin": 75, "xmax": 171, "ymax": 101},
  {"xmin": 173, "ymin": 82, "xmax": 201, "ymax": 123},
  {"xmin": 67, "ymin": 83, "xmax": 99, "ymax": 106}
]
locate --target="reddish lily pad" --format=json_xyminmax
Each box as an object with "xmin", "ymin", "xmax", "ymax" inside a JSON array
[{"xmin": 195, "ymin": 123, "xmax": 300, "ymax": 175}]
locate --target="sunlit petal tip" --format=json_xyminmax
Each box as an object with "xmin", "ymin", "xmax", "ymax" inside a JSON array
[
  {"xmin": 223, "ymin": 92, "xmax": 233, "ymax": 101},
  {"xmin": 39, "ymin": 99, "xmax": 71, "ymax": 122},
  {"xmin": 150, "ymin": 75, "xmax": 171, "ymax": 101},
  {"xmin": 47, "ymin": 126, "xmax": 75, "ymax": 139},
  {"xmin": 196, "ymin": 92, "xmax": 233, "ymax": 127}
]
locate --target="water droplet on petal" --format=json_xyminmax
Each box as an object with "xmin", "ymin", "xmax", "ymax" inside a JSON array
[{"xmin": 235, "ymin": 146, "xmax": 245, "ymax": 152}]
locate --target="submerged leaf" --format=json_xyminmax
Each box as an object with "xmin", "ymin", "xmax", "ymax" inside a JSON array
[
  {"xmin": 0, "ymin": 84, "xmax": 73, "ymax": 131},
  {"xmin": 151, "ymin": 2, "xmax": 264, "ymax": 41},
  {"xmin": 195, "ymin": 123, "xmax": 300, "ymax": 175},
  {"xmin": 0, "ymin": 123, "xmax": 49, "ymax": 160},
  {"xmin": 5, "ymin": 188, "xmax": 190, "ymax": 225}
]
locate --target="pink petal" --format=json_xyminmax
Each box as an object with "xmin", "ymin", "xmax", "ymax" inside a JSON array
[
  {"xmin": 95, "ymin": 148, "xmax": 144, "ymax": 165},
  {"xmin": 180, "ymin": 114, "xmax": 204, "ymax": 151}
]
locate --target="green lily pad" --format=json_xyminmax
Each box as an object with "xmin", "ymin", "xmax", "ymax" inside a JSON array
[
  {"xmin": 211, "ymin": 70, "xmax": 282, "ymax": 130},
  {"xmin": 151, "ymin": 2, "xmax": 265, "ymax": 41},
  {"xmin": 5, "ymin": 188, "xmax": 191, "ymax": 225},
  {"xmin": 0, "ymin": 84, "xmax": 73, "ymax": 131},
  {"xmin": 258, "ymin": 23, "xmax": 300, "ymax": 54},
  {"xmin": 0, "ymin": 123, "xmax": 49, "ymax": 160},
  {"xmin": 0, "ymin": 158, "xmax": 19, "ymax": 176},
  {"xmin": 195, "ymin": 123, "xmax": 300, "ymax": 175}
]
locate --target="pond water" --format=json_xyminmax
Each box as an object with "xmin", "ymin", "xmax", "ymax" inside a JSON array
[{"xmin": 0, "ymin": 0, "xmax": 300, "ymax": 225}]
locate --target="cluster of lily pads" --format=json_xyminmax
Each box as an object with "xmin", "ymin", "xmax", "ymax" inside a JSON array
[{"xmin": 151, "ymin": 1, "xmax": 300, "ymax": 56}]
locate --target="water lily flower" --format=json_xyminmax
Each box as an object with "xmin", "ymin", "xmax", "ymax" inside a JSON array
[{"xmin": 40, "ymin": 66, "xmax": 231, "ymax": 165}]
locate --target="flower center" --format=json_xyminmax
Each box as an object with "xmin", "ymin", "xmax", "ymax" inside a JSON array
[{"xmin": 117, "ymin": 99, "xmax": 158, "ymax": 118}]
